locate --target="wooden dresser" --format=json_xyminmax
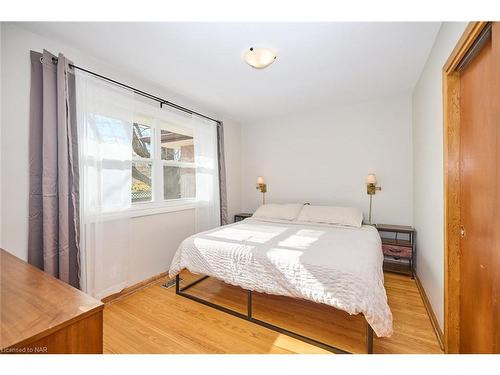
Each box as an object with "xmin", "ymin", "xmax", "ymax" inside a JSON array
[{"xmin": 0, "ymin": 249, "xmax": 103, "ymax": 354}]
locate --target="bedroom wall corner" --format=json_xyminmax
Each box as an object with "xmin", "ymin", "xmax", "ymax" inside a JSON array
[
  {"xmin": 221, "ymin": 116, "xmax": 242, "ymax": 223},
  {"xmin": 412, "ymin": 22, "xmax": 467, "ymax": 331}
]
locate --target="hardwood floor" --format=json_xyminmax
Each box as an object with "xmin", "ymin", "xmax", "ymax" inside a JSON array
[{"xmin": 103, "ymin": 272, "xmax": 442, "ymax": 354}]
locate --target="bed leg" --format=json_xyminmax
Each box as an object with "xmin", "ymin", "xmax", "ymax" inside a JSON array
[
  {"xmin": 367, "ymin": 324, "xmax": 374, "ymax": 354},
  {"xmin": 247, "ymin": 290, "xmax": 253, "ymax": 318},
  {"xmin": 175, "ymin": 274, "xmax": 180, "ymax": 294}
]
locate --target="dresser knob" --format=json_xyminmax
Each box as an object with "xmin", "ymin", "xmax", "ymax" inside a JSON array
[{"xmin": 460, "ymin": 225, "xmax": 466, "ymax": 238}]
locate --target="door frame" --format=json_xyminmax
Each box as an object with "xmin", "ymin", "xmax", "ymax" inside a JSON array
[{"xmin": 442, "ymin": 21, "xmax": 489, "ymax": 354}]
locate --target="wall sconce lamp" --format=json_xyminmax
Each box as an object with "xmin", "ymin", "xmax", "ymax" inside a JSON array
[
  {"xmin": 366, "ymin": 173, "xmax": 382, "ymax": 224},
  {"xmin": 256, "ymin": 176, "xmax": 267, "ymax": 205}
]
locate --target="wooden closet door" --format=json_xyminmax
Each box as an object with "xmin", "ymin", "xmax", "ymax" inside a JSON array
[{"xmin": 459, "ymin": 23, "xmax": 499, "ymax": 353}]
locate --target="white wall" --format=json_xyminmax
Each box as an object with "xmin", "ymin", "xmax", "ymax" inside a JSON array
[
  {"xmin": 412, "ymin": 22, "xmax": 467, "ymax": 330},
  {"xmin": 0, "ymin": 23, "xmax": 3, "ymax": 247},
  {"xmin": 0, "ymin": 24, "xmax": 241, "ymax": 286},
  {"xmin": 241, "ymin": 94, "xmax": 413, "ymax": 225}
]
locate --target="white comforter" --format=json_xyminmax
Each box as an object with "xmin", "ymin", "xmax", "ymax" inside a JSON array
[{"xmin": 169, "ymin": 218, "xmax": 393, "ymax": 337}]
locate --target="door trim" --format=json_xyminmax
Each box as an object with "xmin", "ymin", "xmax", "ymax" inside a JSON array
[{"xmin": 442, "ymin": 21, "xmax": 489, "ymax": 354}]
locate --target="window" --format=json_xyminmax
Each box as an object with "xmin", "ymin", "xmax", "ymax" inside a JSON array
[
  {"xmin": 132, "ymin": 123, "xmax": 153, "ymax": 203},
  {"xmin": 77, "ymin": 73, "xmax": 219, "ymax": 224},
  {"xmin": 160, "ymin": 130, "xmax": 196, "ymax": 200},
  {"xmin": 131, "ymin": 117, "xmax": 196, "ymax": 206}
]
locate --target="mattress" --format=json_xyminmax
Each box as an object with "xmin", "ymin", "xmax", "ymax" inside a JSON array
[{"xmin": 169, "ymin": 217, "xmax": 393, "ymax": 337}]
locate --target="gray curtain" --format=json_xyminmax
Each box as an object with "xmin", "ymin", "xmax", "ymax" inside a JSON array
[
  {"xmin": 217, "ymin": 121, "xmax": 228, "ymax": 225},
  {"xmin": 28, "ymin": 50, "xmax": 80, "ymax": 289}
]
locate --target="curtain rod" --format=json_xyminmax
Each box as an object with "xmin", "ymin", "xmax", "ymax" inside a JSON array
[{"xmin": 50, "ymin": 57, "xmax": 220, "ymax": 125}]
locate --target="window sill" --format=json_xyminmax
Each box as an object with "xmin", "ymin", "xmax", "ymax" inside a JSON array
[
  {"xmin": 129, "ymin": 200, "xmax": 197, "ymax": 218},
  {"xmin": 94, "ymin": 200, "xmax": 198, "ymax": 222}
]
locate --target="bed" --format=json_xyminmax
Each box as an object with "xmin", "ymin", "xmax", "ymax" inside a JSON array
[{"xmin": 169, "ymin": 206, "xmax": 393, "ymax": 353}]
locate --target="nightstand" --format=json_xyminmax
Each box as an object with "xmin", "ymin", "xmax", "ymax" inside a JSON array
[
  {"xmin": 376, "ymin": 224, "xmax": 416, "ymax": 278},
  {"xmin": 234, "ymin": 213, "xmax": 252, "ymax": 222}
]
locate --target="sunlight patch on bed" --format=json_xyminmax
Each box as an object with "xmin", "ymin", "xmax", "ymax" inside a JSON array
[
  {"xmin": 205, "ymin": 224, "xmax": 287, "ymax": 244},
  {"xmin": 193, "ymin": 237, "xmax": 256, "ymax": 253},
  {"xmin": 277, "ymin": 229, "xmax": 324, "ymax": 250},
  {"xmin": 266, "ymin": 247, "xmax": 304, "ymax": 259}
]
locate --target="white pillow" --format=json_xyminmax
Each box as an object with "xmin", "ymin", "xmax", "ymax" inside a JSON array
[
  {"xmin": 297, "ymin": 205, "xmax": 363, "ymax": 228},
  {"xmin": 253, "ymin": 203, "xmax": 304, "ymax": 221}
]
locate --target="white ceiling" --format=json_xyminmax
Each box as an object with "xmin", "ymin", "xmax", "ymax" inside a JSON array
[{"xmin": 17, "ymin": 22, "xmax": 441, "ymax": 123}]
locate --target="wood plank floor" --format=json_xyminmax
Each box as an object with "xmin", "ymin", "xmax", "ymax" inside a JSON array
[{"xmin": 103, "ymin": 272, "xmax": 443, "ymax": 354}]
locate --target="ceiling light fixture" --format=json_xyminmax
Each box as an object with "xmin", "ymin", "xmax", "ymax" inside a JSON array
[{"xmin": 243, "ymin": 47, "xmax": 277, "ymax": 69}]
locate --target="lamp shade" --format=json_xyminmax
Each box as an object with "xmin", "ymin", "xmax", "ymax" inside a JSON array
[
  {"xmin": 244, "ymin": 48, "xmax": 277, "ymax": 69},
  {"xmin": 366, "ymin": 173, "xmax": 377, "ymax": 184},
  {"xmin": 256, "ymin": 176, "xmax": 265, "ymax": 184}
]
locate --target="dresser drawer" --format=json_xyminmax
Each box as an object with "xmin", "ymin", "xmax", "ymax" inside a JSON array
[{"xmin": 382, "ymin": 244, "xmax": 412, "ymax": 258}]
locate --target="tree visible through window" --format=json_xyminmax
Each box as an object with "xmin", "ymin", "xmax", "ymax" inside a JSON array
[{"xmin": 132, "ymin": 123, "xmax": 152, "ymax": 203}]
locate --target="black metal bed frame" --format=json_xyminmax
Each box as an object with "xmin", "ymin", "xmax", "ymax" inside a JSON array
[{"xmin": 175, "ymin": 274, "xmax": 374, "ymax": 354}]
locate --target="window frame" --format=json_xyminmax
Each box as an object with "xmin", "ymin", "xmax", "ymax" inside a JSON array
[
  {"xmin": 130, "ymin": 117, "xmax": 197, "ymax": 215},
  {"xmin": 159, "ymin": 127, "xmax": 196, "ymax": 201}
]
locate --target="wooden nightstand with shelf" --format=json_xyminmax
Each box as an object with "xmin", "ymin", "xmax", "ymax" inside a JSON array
[
  {"xmin": 376, "ymin": 224, "xmax": 416, "ymax": 278},
  {"xmin": 234, "ymin": 213, "xmax": 252, "ymax": 222}
]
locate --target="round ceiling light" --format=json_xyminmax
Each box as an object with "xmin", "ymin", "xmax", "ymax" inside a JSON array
[{"xmin": 243, "ymin": 47, "xmax": 277, "ymax": 69}]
